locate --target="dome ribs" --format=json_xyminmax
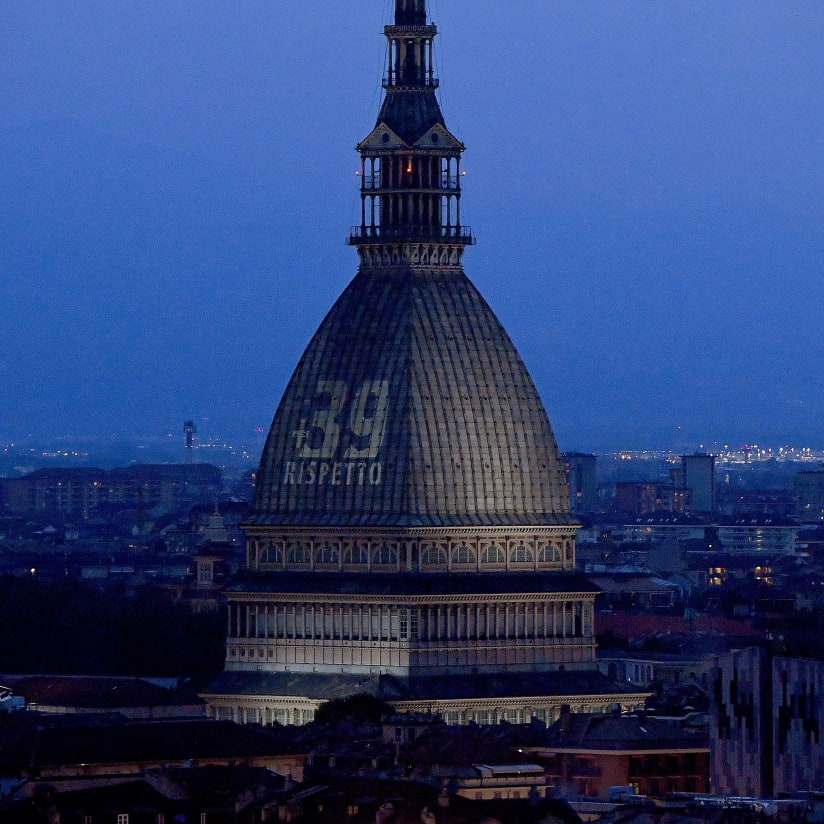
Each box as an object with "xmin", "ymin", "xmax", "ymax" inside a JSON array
[{"xmin": 253, "ymin": 265, "xmax": 570, "ymax": 527}]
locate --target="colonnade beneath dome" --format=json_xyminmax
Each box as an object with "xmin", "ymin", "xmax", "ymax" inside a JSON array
[{"xmin": 224, "ymin": 594, "xmax": 596, "ymax": 677}]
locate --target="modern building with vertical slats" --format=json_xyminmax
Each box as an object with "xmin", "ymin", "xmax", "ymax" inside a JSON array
[{"xmin": 201, "ymin": 0, "xmax": 648, "ymax": 726}]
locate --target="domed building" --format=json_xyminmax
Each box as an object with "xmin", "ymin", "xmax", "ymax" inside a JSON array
[{"xmin": 202, "ymin": 0, "xmax": 647, "ymax": 726}]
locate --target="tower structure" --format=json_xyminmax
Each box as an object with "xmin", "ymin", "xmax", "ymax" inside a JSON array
[
  {"xmin": 681, "ymin": 453, "xmax": 716, "ymax": 515},
  {"xmin": 202, "ymin": 0, "xmax": 646, "ymax": 727},
  {"xmin": 184, "ymin": 420, "xmax": 196, "ymax": 462}
]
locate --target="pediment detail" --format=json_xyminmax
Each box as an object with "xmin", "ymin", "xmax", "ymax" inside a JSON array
[
  {"xmin": 358, "ymin": 124, "xmax": 408, "ymax": 151},
  {"xmin": 413, "ymin": 124, "xmax": 464, "ymax": 151}
]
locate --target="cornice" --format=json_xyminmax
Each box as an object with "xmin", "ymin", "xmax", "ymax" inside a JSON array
[{"xmin": 228, "ymin": 591, "xmax": 597, "ymax": 605}]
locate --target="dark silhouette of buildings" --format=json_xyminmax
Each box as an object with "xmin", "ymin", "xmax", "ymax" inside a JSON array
[{"xmin": 0, "ymin": 463, "xmax": 221, "ymax": 520}]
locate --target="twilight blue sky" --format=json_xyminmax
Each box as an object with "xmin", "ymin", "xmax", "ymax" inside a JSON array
[{"xmin": 2, "ymin": 1, "xmax": 823, "ymax": 453}]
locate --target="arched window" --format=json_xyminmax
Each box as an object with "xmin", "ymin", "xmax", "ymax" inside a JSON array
[
  {"xmin": 343, "ymin": 544, "xmax": 369, "ymax": 565},
  {"xmin": 450, "ymin": 544, "xmax": 476, "ymax": 565},
  {"xmin": 373, "ymin": 543, "xmax": 398, "ymax": 566},
  {"xmin": 421, "ymin": 544, "xmax": 446, "ymax": 566},
  {"xmin": 480, "ymin": 544, "xmax": 505, "ymax": 565},
  {"xmin": 261, "ymin": 543, "xmax": 283, "ymax": 565},
  {"xmin": 510, "ymin": 543, "xmax": 533, "ymax": 564},
  {"xmin": 538, "ymin": 544, "xmax": 561, "ymax": 563},
  {"xmin": 287, "ymin": 542, "xmax": 310, "ymax": 565},
  {"xmin": 315, "ymin": 543, "xmax": 340, "ymax": 565}
]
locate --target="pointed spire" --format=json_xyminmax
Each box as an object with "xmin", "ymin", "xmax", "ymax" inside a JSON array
[
  {"xmin": 395, "ymin": 0, "xmax": 427, "ymax": 26},
  {"xmin": 384, "ymin": 2, "xmax": 437, "ymax": 90},
  {"xmin": 348, "ymin": 0, "xmax": 474, "ymax": 261}
]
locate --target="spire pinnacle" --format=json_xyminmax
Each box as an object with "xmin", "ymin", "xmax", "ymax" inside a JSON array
[
  {"xmin": 348, "ymin": 0, "xmax": 474, "ymax": 263},
  {"xmin": 395, "ymin": 0, "xmax": 427, "ymax": 26}
]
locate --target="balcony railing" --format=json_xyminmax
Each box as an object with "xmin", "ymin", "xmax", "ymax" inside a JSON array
[
  {"xmin": 383, "ymin": 24, "xmax": 438, "ymax": 35},
  {"xmin": 348, "ymin": 225, "xmax": 474, "ymax": 245},
  {"xmin": 360, "ymin": 175, "xmax": 460, "ymax": 191},
  {"xmin": 382, "ymin": 77, "xmax": 440, "ymax": 90}
]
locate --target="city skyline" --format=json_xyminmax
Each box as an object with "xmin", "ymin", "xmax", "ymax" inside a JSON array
[{"xmin": 2, "ymin": 1, "xmax": 823, "ymax": 453}]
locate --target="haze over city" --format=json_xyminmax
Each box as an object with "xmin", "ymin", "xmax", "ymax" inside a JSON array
[{"xmin": 2, "ymin": 1, "xmax": 823, "ymax": 452}]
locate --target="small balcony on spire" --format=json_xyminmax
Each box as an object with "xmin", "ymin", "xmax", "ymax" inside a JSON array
[
  {"xmin": 348, "ymin": 225, "xmax": 474, "ymax": 245},
  {"xmin": 383, "ymin": 25, "xmax": 439, "ymax": 90}
]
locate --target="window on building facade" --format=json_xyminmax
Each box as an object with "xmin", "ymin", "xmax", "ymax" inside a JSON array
[
  {"xmin": 451, "ymin": 544, "xmax": 476, "ymax": 565},
  {"xmin": 538, "ymin": 544, "xmax": 561, "ymax": 563},
  {"xmin": 287, "ymin": 543, "xmax": 310, "ymax": 564},
  {"xmin": 315, "ymin": 544, "xmax": 340, "ymax": 565},
  {"xmin": 421, "ymin": 544, "xmax": 446, "ymax": 565},
  {"xmin": 510, "ymin": 544, "xmax": 533, "ymax": 564},
  {"xmin": 480, "ymin": 544, "xmax": 504, "ymax": 564},
  {"xmin": 261, "ymin": 544, "xmax": 283, "ymax": 565},
  {"xmin": 343, "ymin": 544, "xmax": 369, "ymax": 564},
  {"xmin": 373, "ymin": 544, "xmax": 397, "ymax": 565}
]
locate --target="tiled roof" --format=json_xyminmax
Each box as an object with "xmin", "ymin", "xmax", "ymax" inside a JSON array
[
  {"xmin": 544, "ymin": 712, "xmax": 709, "ymax": 751},
  {"xmin": 202, "ymin": 671, "xmax": 386, "ymax": 700},
  {"xmin": 376, "ymin": 88, "xmax": 445, "ymax": 144},
  {"xmin": 253, "ymin": 267, "xmax": 570, "ymax": 528},
  {"xmin": 202, "ymin": 670, "xmax": 639, "ymax": 703}
]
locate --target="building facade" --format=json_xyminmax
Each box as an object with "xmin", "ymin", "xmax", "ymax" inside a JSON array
[
  {"xmin": 0, "ymin": 464, "xmax": 222, "ymax": 520},
  {"xmin": 532, "ymin": 710, "xmax": 709, "ymax": 798},
  {"xmin": 795, "ymin": 468, "xmax": 824, "ymax": 522},
  {"xmin": 563, "ymin": 453, "xmax": 598, "ymax": 515},
  {"xmin": 681, "ymin": 453, "xmax": 716, "ymax": 515},
  {"xmin": 202, "ymin": 0, "xmax": 647, "ymax": 725},
  {"xmin": 712, "ymin": 646, "xmax": 824, "ymax": 796}
]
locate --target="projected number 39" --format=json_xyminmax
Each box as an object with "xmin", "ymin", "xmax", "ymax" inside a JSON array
[{"xmin": 293, "ymin": 379, "xmax": 389, "ymax": 460}]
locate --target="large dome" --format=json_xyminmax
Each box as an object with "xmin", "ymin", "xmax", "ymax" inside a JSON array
[{"xmin": 250, "ymin": 264, "xmax": 572, "ymax": 528}]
